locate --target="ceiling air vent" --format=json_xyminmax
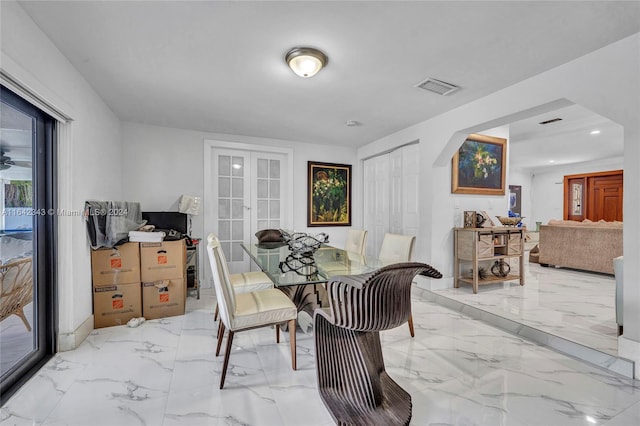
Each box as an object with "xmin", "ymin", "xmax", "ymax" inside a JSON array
[
  {"xmin": 539, "ymin": 118, "xmax": 563, "ymax": 125},
  {"xmin": 415, "ymin": 77, "xmax": 460, "ymax": 96}
]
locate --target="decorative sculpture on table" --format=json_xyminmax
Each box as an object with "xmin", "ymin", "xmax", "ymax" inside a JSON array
[
  {"xmin": 281, "ymin": 230, "xmax": 328, "ymax": 255},
  {"xmin": 314, "ymin": 262, "xmax": 442, "ymax": 425},
  {"xmin": 278, "ymin": 230, "xmax": 329, "ymax": 315}
]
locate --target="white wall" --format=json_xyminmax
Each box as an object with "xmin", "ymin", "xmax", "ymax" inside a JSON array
[
  {"xmin": 121, "ymin": 121, "xmax": 359, "ymax": 285},
  {"xmin": 358, "ymin": 34, "xmax": 640, "ymax": 371},
  {"xmin": 1, "ymin": 1, "xmax": 123, "ymax": 349}
]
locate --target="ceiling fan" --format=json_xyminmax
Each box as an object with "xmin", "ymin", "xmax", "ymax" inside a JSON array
[{"xmin": 0, "ymin": 151, "xmax": 32, "ymax": 170}]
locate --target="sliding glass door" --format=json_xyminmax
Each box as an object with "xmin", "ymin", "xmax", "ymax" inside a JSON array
[{"xmin": 0, "ymin": 85, "xmax": 56, "ymax": 404}]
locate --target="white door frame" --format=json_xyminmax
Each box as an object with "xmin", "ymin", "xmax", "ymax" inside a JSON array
[{"xmin": 203, "ymin": 139, "xmax": 294, "ymax": 281}]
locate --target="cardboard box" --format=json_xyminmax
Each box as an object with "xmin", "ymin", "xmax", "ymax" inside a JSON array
[
  {"xmin": 93, "ymin": 282, "xmax": 142, "ymax": 328},
  {"xmin": 140, "ymin": 240, "xmax": 186, "ymax": 282},
  {"xmin": 142, "ymin": 278, "xmax": 185, "ymax": 320},
  {"xmin": 91, "ymin": 242, "xmax": 140, "ymax": 286}
]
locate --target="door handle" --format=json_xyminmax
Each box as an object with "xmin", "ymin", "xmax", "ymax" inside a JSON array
[{"xmin": 243, "ymin": 205, "xmax": 251, "ymax": 210}]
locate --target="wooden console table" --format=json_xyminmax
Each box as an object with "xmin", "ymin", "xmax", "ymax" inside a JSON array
[{"xmin": 454, "ymin": 227, "xmax": 524, "ymax": 293}]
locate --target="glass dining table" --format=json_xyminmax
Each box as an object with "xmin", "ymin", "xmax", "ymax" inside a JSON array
[{"xmin": 240, "ymin": 242, "xmax": 387, "ymax": 317}]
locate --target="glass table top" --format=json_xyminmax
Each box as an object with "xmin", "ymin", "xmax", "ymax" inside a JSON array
[{"xmin": 240, "ymin": 243, "xmax": 386, "ymax": 287}]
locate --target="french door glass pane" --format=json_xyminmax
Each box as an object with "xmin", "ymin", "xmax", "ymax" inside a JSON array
[{"xmin": 0, "ymin": 94, "xmax": 36, "ymax": 381}]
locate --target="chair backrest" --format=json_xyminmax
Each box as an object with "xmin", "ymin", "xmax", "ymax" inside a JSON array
[
  {"xmin": 206, "ymin": 234, "xmax": 236, "ymax": 327},
  {"xmin": 378, "ymin": 233, "xmax": 415, "ymax": 263},
  {"xmin": 324, "ymin": 262, "xmax": 441, "ymax": 331},
  {"xmin": 344, "ymin": 229, "xmax": 368, "ymax": 256}
]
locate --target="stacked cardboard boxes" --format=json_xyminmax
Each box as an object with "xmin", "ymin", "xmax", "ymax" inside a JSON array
[
  {"xmin": 140, "ymin": 240, "xmax": 186, "ymax": 320},
  {"xmin": 91, "ymin": 242, "xmax": 142, "ymax": 328},
  {"xmin": 91, "ymin": 239, "xmax": 187, "ymax": 328}
]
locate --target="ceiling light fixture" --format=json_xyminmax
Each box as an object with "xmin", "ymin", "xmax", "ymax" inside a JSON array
[
  {"xmin": 590, "ymin": 130, "xmax": 601, "ymax": 135},
  {"xmin": 285, "ymin": 47, "xmax": 328, "ymax": 78},
  {"xmin": 345, "ymin": 120, "xmax": 362, "ymax": 127}
]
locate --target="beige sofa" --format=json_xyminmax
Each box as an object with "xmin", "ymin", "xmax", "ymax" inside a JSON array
[{"xmin": 538, "ymin": 220, "xmax": 623, "ymax": 274}]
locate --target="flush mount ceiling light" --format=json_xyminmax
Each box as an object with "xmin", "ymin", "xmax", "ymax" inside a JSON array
[
  {"xmin": 285, "ymin": 47, "xmax": 328, "ymax": 78},
  {"xmin": 590, "ymin": 129, "xmax": 601, "ymax": 135}
]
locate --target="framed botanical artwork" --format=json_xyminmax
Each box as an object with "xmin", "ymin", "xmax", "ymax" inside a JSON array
[
  {"xmin": 452, "ymin": 134, "xmax": 507, "ymax": 195},
  {"xmin": 308, "ymin": 161, "xmax": 352, "ymax": 226}
]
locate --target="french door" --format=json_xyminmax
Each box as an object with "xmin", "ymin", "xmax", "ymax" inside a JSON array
[
  {"xmin": 209, "ymin": 146, "xmax": 289, "ymax": 274},
  {"xmin": 0, "ymin": 85, "xmax": 56, "ymax": 404}
]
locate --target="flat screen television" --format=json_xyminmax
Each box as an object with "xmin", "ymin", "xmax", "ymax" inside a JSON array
[{"xmin": 141, "ymin": 211, "xmax": 188, "ymax": 235}]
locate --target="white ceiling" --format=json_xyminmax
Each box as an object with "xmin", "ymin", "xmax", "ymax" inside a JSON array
[
  {"xmin": 508, "ymin": 104, "xmax": 624, "ymax": 171},
  {"xmin": 11, "ymin": 1, "xmax": 640, "ymax": 168}
]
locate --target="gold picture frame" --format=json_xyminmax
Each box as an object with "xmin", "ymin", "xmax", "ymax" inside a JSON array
[
  {"xmin": 452, "ymin": 134, "xmax": 507, "ymax": 195},
  {"xmin": 308, "ymin": 161, "xmax": 352, "ymax": 227}
]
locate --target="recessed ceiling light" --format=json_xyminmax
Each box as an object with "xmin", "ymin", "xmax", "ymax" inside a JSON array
[
  {"xmin": 345, "ymin": 120, "xmax": 362, "ymax": 127},
  {"xmin": 590, "ymin": 130, "xmax": 601, "ymax": 135},
  {"xmin": 549, "ymin": 160, "xmax": 555, "ymax": 163}
]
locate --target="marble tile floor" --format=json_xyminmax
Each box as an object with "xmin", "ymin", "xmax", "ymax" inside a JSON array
[
  {"xmin": 2, "ymin": 287, "xmax": 640, "ymax": 425},
  {"xmin": 431, "ymin": 261, "xmax": 619, "ymax": 356}
]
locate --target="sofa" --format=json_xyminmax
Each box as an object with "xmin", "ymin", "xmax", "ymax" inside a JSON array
[{"xmin": 538, "ymin": 220, "xmax": 623, "ymax": 275}]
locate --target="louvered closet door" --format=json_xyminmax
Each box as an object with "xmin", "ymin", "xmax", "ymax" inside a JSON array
[
  {"xmin": 362, "ymin": 143, "xmax": 419, "ymax": 258},
  {"xmin": 363, "ymin": 154, "xmax": 390, "ymax": 257}
]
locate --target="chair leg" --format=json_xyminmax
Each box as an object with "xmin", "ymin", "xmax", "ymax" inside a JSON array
[
  {"xmin": 214, "ymin": 304, "xmax": 219, "ymax": 321},
  {"xmin": 216, "ymin": 321, "xmax": 226, "ymax": 356},
  {"xmin": 407, "ymin": 313, "xmax": 415, "ymax": 338},
  {"xmin": 14, "ymin": 308, "xmax": 32, "ymax": 332},
  {"xmin": 220, "ymin": 330, "xmax": 234, "ymax": 389},
  {"xmin": 276, "ymin": 324, "xmax": 280, "ymax": 343},
  {"xmin": 289, "ymin": 319, "xmax": 297, "ymax": 370}
]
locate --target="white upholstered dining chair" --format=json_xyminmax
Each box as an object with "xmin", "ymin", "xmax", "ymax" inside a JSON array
[
  {"xmin": 206, "ymin": 234, "xmax": 297, "ymax": 389},
  {"xmin": 213, "ymin": 263, "xmax": 273, "ymax": 321},
  {"xmin": 378, "ymin": 233, "xmax": 417, "ymax": 337},
  {"xmin": 344, "ymin": 229, "xmax": 368, "ymax": 256}
]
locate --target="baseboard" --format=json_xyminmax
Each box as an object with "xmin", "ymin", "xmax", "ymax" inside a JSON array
[
  {"xmin": 415, "ymin": 274, "xmax": 453, "ymax": 291},
  {"xmin": 619, "ymin": 335, "xmax": 640, "ymax": 379},
  {"xmin": 57, "ymin": 314, "xmax": 93, "ymax": 352}
]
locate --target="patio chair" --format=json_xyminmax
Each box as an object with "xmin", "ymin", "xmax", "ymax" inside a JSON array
[{"xmin": 0, "ymin": 257, "xmax": 33, "ymax": 332}]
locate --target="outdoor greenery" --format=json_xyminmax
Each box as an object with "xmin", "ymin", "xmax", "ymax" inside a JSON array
[{"xmin": 4, "ymin": 180, "xmax": 33, "ymax": 207}]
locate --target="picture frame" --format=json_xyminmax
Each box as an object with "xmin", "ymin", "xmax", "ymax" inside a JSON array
[
  {"xmin": 308, "ymin": 161, "xmax": 352, "ymax": 227},
  {"xmin": 452, "ymin": 133, "xmax": 507, "ymax": 195}
]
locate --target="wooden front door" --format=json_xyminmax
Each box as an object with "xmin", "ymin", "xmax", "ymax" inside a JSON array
[
  {"xmin": 563, "ymin": 170, "xmax": 623, "ymax": 222},
  {"xmin": 588, "ymin": 173, "xmax": 623, "ymax": 221}
]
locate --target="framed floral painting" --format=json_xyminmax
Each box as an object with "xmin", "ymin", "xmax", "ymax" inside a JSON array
[
  {"xmin": 452, "ymin": 134, "xmax": 507, "ymax": 195},
  {"xmin": 308, "ymin": 161, "xmax": 351, "ymax": 226}
]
